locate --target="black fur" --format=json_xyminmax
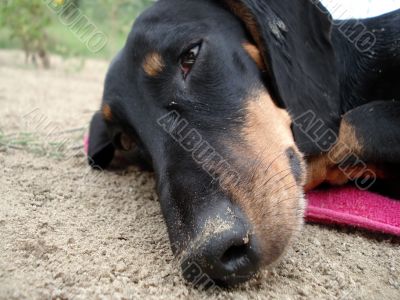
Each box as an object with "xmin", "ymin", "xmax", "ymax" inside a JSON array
[
  {"xmin": 87, "ymin": 0, "xmax": 400, "ymax": 286},
  {"xmin": 333, "ymin": 11, "xmax": 400, "ymax": 112},
  {"xmin": 223, "ymin": 0, "xmax": 342, "ymax": 155}
]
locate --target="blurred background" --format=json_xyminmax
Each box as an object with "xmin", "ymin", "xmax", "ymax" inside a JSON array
[
  {"xmin": 0, "ymin": 0, "xmax": 154, "ymax": 66},
  {"xmin": 0, "ymin": 0, "xmax": 399, "ymax": 68},
  {"xmin": 323, "ymin": 0, "xmax": 400, "ymax": 18}
]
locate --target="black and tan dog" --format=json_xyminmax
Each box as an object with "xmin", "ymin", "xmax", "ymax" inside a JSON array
[{"xmin": 88, "ymin": 0, "xmax": 400, "ymax": 286}]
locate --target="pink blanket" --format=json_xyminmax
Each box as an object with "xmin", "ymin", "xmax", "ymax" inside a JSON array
[
  {"xmin": 84, "ymin": 135, "xmax": 400, "ymax": 236},
  {"xmin": 306, "ymin": 187, "xmax": 400, "ymax": 236}
]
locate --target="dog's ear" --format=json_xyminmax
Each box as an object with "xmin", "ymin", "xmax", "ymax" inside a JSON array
[
  {"xmin": 223, "ymin": 0, "xmax": 341, "ymax": 155},
  {"xmin": 88, "ymin": 112, "xmax": 115, "ymax": 169}
]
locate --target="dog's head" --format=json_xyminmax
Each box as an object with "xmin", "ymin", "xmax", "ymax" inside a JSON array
[{"xmin": 88, "ymin": 0, "xmax": 339, "ymax": 286}]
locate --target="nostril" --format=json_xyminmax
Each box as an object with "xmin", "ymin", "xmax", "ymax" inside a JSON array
[
  {"xmin": 216, "ymin": 233, "xmax": 260, "ymax": 282},
  {"xmin": 220, "ymin": 244, "xmax": 249, "ymax": 265},
  {"xmin": 182, "ymin": 212, "xmax": 261, "ymax": 286}
]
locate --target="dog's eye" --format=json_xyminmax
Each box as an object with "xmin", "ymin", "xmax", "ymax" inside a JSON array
[{"xmin": 180, "ymin": 44, "xmax": 200, "ymax": 78}]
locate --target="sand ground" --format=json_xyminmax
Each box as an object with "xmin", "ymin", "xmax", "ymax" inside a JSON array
[{"xmin": 0, "ymin": 50, "xmax": 399, "ymax": 300}]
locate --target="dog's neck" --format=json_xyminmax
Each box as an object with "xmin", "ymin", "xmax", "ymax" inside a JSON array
[{"xmin": 332, "ymin": 10, "xmax": 400, "ymax": 114}]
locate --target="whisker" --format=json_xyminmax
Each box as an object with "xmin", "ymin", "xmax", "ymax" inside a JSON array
[
  {"xmin": 257, "ymin": 198, "xmax": 304, "ymax": 217},
  {"xmin": 266, "ymin": 182, "xmax": 298, "ymax": 199},
  {"xmin": 252, "ymin": 179, "xmax": 295, "ymax": 200},
  {"xmin": 261, "ymin": 167, "xmax": 294, "ymax": 188}
]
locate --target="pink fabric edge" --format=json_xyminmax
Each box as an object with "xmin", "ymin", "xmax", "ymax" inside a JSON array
[
  {"xmin": 306, "ymin": 205, "xmax": 400, "ymax": 236},
  {"xmin": 83, "ymin": 134, "xmax": 89, "ymax": 155}
]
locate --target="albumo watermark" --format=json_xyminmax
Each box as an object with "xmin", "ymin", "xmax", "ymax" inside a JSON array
[{"xmin": 44, "ymin": 0, "xmax": 108, "ymax": 53}]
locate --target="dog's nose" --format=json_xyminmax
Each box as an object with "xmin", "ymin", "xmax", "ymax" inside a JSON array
[{"xmin": 181, "ymin": 220, "xmax": 261, "ymax": 287}]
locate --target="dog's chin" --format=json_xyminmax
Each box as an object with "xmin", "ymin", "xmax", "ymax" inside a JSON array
[
  {"xmin": 258, "ymin": 193, "xmax": 306, "ymax": 269},
  {"xmin": 242, "ymin": 188, "xmax": 305, "ymax": 268}
]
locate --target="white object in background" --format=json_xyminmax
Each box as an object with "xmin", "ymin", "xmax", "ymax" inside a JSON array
[{"xmin": 321, "ymin": 0, "xmax": 400, "ymax": 19}]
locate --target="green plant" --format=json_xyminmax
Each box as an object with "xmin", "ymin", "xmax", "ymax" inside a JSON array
[
  {"xmin": 0, "ymin": 128, "xmax": 86, "ymax": 159},
  {"xmin": 96, "ymin": 0, "xmax": 154, "ymax": 55},
  {"xmin": 0, "ymin": 0, "xmax": 155, "ymax": 60},
  {"xmin": 0, "ymin": 0, "xmax": 52, "ymax": 68}
]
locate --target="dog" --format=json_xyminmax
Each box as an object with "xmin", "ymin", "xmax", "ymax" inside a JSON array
[{"xmin": 87, "ymin": 0, "xmax": 400, "ymax": 286}]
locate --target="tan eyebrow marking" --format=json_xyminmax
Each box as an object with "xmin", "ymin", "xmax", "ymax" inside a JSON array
[
  {"xmin": 242, "ymin": 42, "xmax": 266, "ymax": 71},
  {"xmin": 142, "ymin": 52, "xmax": 165, "ymax": 77},
  {"xmin": 102, "ymin": 104, "xmax": 113, "ymax": 122}
]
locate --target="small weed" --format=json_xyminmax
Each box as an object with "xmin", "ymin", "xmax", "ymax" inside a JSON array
[{"xmin": 0, "ymin": 128, "xmax": 86, "ymax": 160}]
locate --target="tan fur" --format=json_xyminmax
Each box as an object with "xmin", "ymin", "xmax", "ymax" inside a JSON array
[
  {"xmin": 305, "ymin": 158, "xmax": 385, "ymax": 191},
  {"xmin": 304, "ymin": 155, "xmax": 330, "ymax": 191},
  {"xmin": 102, "ymin": 104, "xmax": 113, "ymax": 122},
  {"xmin": 332, "ymin": 119, "xmax": 363, "ymax": 159},
  {"xmin": 224, "ymin": 1, "xmax": 267, "ymax": 66},
  {"xmin": 242, "ymin": 43, "xmax": 266, "ymax": 70},
  {"xmin": 143, "ymin": 52, "xmax": 165, "ymax": 77},
  {"xmin": 223, "ymin": 1, "xmax": 262, "ymax": 45},
  {"xmin": 305, "ymin": 119, "xmax": 383, "ymax": 191},
  {"xmin": 222, "ymin": 88, "xmax": 305, "ymax": 266}
]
